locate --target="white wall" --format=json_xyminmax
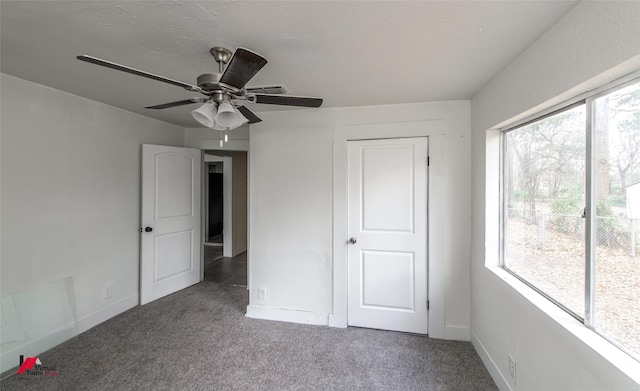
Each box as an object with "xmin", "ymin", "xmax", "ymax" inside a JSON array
[
  {"xmin": 0, "ymin": 74, "xmax": 185, "ymax": 372},
  {"xmin": 470, "ymin": 2, "xmax": 640, "ymax": 390},
  {"xmin": 245, "ymin": 101, "xmax": 471, "ymax": 339},
  {"xmin": 248, "ymin": 109, "xmax": 334, "ymax": 320},
  {"xmin": 185, "ymin": 125, "xmax": 249, "ymax": 151}
]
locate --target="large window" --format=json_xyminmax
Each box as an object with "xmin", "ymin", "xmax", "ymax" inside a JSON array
[{"xmin": 502, "ymin": 78, "xmax": 640, "ymax": 361}]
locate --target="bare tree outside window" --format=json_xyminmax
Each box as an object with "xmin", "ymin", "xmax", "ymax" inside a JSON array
[
  {"xmin": 504, "ymin": 105, "xmax": 586, "ymax": 317},
  {"xmin": 594, "ymin": 82, "xmax": 640, "ymax": 359}
]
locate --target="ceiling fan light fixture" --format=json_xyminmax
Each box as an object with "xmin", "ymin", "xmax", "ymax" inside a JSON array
[
  {"xmin": 191, "ymin": 102, "xmax": 216, "ymax": 128},
  {"xmin": 214, "ymin": 101, "xmax": 236, "ymax": 127},
  {"xmin": 77, "ymin": 47, "xmax": 323, "ymax": 129},
  {"xmin": 215, "ymin": 101, "xmax": 245, "ymax": 129}
]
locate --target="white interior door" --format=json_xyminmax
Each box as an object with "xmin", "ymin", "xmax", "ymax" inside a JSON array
[
  {"xmin": 347, "ymin": 137, "xmax": 428, "ymax": 334},
  {"xmin": 141, "ymin": 144, "xmax": 202, "ymax": 305}
]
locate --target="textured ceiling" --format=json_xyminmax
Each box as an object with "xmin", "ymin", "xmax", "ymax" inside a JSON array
[{"xmin": 0, "ymin": 1, "xmax": 578, "ymax": 127}]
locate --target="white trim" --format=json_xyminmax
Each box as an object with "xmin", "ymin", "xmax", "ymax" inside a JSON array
[
  {"xmin": 471, "ymin": 329, "xmax": 512, "ymax": 391},
  {"xmin": 201, "ymin": 159, "xmax": 210, "ymax": 280},
  {"xmin": 0, "ymin": 293, "xmax": 138, "ymax": 375},
  {"xmin": 445, "ymin": 326, "xmax": 471, "ymax": 341},
  {"xmin": 332, "ymin": 120, "xmax": 447, "ymax": 339},
  {"xmin": 77, "ymin": 293, "xmax": 139, "ymax": 334},
  {"xmin": 0, "ymin": 323, "xmax": 77, "ymax": 375},
  {"xmin": 328, "ymin": 314, "xmax": 347, "ymax": 328},
  {"xmin": 222, "ymin": 157, "xmax": 233, "ymax": 257},
  {"xmin": 246, "ymin": 305, "xmax": 329, "ymax": 326}
]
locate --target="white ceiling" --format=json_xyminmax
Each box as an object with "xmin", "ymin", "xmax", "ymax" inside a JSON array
[{"xmin": 0, "ymin": 1, "xmax": 578, "ymax": 128}]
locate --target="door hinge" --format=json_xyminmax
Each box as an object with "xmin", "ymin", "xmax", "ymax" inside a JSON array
[
  {"xmin": 427, "ymin": 300, "xmax": 430, "ymax": 310},
  {"xmin": 427, "ymin": 156, "xmax": 430, "ymax": 166}
]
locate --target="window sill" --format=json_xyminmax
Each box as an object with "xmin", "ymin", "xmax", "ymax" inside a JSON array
[{"xmin": 486, "ymin": 264, "xmax": 640, "ymax": 386}]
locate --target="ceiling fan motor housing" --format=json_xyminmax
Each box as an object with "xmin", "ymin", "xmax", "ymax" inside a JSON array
[{"xmin": 196, "ymin": 73, "xmax": 222, "ymax": 92}]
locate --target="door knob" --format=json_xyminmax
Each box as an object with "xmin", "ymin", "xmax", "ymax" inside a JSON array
[
  {"xmin": 145, "ymin": 227, "xmax": 153, "ymax": 232},
  {"xmin": 349, "ymin": 237, "xmax": 357, "ymax": 244}
]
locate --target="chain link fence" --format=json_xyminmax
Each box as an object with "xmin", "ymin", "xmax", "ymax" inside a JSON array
[{"xmin": 507, "ymin": 208, "xmax": 640, "ymax": 256}]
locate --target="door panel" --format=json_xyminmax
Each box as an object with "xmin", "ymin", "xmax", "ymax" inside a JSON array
[
  {"xmin": 155, "ymin": 230, "xmax": 193, "ymax": 281},
  {"xmin": 347, "ymin": 137, "xmax": 428, "ymax": 334},
  {"xmin": 361, "ymin": 250, "xmax": 415, "ymax": 310},
  {"xmin": 156, "ymin": 154, "xmax": 194, "ymax": 219},
  {"xmin": 362, "ymin": 146, "xmax": 414, "ymax": 232},
  {"xmin": 141, "ymin": 144, "xmax": 202, "ymax": 305}
]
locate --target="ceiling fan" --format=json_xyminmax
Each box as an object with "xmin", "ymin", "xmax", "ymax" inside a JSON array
[{"xmin": 76, "ymin": 47, "xmax": 323, "ymax": 131}]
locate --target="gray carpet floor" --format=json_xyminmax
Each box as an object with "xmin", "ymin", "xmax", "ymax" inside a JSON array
[{"xmin": 0, "ymin": 282, "xmax": 497, "ymax": 390}]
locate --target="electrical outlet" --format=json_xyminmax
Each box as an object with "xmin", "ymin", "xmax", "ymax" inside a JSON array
[
  {"xmin": 508, "ymin": 355, "xmax": 516, "ymax": 383},
  {"xmin": 258, "ymin": 288, "xmax": 266, "ymax": 300}
]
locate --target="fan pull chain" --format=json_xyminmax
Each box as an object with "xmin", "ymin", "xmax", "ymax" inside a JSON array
[{"xmin": 219, "ymin": 130, "xmax": 230, "ymax": 147}]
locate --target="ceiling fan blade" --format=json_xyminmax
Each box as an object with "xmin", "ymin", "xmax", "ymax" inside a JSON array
[
  {"xmin": 237, "ymin": 105, "xmax": 262, "ymax": 124},
  {"xmin": 144, "ymin": 98, "xmax": 204, "ymax": 110},
  {"xmin": 249, "ymin": 94, "xmax": 323, "ymax": 108},
  {"xmin": 76, "ymin": 55, "xmax": 201, "ymax": 92},
  {"xmin": 245, "ymin": 84, "xmax": 290, "ymax": 95},
  {"xmin": 219, "ymin": 48, "xmax": 268, "ymax": 91}
]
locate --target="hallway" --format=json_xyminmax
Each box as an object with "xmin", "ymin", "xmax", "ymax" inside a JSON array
[{"xmin": 203, "ymin": 245, "xmax": 247, "ymax": 286}]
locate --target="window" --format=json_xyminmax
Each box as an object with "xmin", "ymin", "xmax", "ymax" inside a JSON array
[{"xmin": 502, "ymin": 78, "xmax": 640, "ymax": 361}]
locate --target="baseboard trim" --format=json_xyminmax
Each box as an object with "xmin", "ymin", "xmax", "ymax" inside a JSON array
[
  {"xmin": 445, "ymin": 325, "xmax": 471, "ymax": 341},
  {"xmin": 246, "ymin": 305, "xmax": 329, "ymax": 326},
  {"xmin": 470, "ymin": 329, "xmax": 512, "ymax": 391},
  {"xmin": 77, "ymin": 293, "xmax": 139, "ymax": 333},
  {"xmin": 0, "ymin": 323, "xmax": 77, "ymax": 375},
  {"xmin": 1, "ymin": 293, "xmax": 138, "ymax": 375},
  {"xmin": 328, "ymin": 314, "xmax": 347, "ymax": 328}
]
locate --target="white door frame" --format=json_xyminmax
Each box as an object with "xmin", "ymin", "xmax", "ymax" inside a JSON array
[
  {"xmin": 331, "ymin": 120, "xmax": 447, "ymax": 339},
  {"xmin": 190, "ymin": 140, "xmax": 250, "ymax": 288}
]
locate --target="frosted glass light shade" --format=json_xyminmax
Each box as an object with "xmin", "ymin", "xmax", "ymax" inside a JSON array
[
  {"xmin": 191, "ymin": 103, "xmax": 217, "ymax": 128},
  {"xmin": 215, "ymin": 101, "xmax": 245, "ymax": 128}
]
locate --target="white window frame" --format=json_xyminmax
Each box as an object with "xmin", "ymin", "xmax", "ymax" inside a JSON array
[{"xmin": 500, "ymin": 74, "xmax": 640, "ymax": 362}]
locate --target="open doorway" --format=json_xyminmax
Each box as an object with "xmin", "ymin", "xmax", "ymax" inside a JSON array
[
  {"xmin": 203, "ymin": 151, "xmax": 248, "ymax": 287},
  {"xmin": 208, "ymin": 165, "xmax": 224, "ymax": 244}
]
